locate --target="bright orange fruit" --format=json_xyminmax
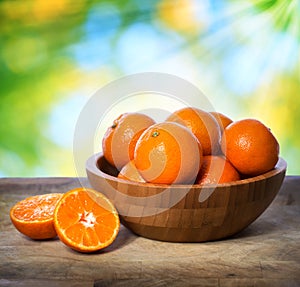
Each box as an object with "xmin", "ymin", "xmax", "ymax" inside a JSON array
[
  {"xmin": 210, "ymin": 112, "xmax": 233, "ymax": 132},
  {"xmin": 134, "ymin": 122, "xmax": 202, "ymax": 184},
  {"xmin": 53, "ymin": 188, "xmax": 120, "ymax": 253},
  {"xmin": 10, "ymin": 193, "xmax": 63, "ymax": 240},
  {"xmin": 196, "ymin": 155, "xmax": 240, "ymax": 184},
  {"xmin": 221, "ymin": 119, "xmax": 279, "ymax": 176},
  {"xmin": 166, "ymin": 107, "xmax": 221, "ymax": 155},
  {"xmin": 118, "ymin": 160, "xmax": 146, "ymax": 183},
  {"xmin": 102, "ymin": 113, "xmax": 155, "ymax": 170}
]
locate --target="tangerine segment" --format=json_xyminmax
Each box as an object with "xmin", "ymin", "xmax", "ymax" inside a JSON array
[
  {"xmin": 54, "ymin": 188, "xmax": 120, "ymax": 253},
  {"xmin": 134, "ymin": 122, "xmax": 202, "ymax": 184},
  {"xmin": 10, "ymin": 193, "xmax": 63, "ymax": 240}
]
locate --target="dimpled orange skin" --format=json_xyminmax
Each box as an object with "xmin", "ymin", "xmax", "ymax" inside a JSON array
[
  {"xmin": 166, "ymin": 107, "xmax": 221, "ymax": 155},
  {"xmin": 134, "ymin": 122, "xmax": 202, "ymax": 184},
  {"xmin": 118, "ymin": 160, "xmax": 146, "ymax": 183},
  {"xmin": 102, "ymin": 113, "xmax": 155, "ymax": 170},
  {"xmin": 221, "ymin": 119, "xmax": 279, "ymax": 176},
  {"xmin": 196, "ymin": 155, "xmax": 240, "ymax": 185}
]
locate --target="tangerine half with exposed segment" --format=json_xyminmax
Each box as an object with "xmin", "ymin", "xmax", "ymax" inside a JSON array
[
  {"xmin": 10, "ymin": 193, "xmax": 63, "ymax": 240},
  {"xmin": 54, "ymin": 188, "xmax": 120, "ymax": 253}
]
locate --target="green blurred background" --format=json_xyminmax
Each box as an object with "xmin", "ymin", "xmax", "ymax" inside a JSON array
[{"xmin": 0, "ymin": 0, "xmax": 299, "ymax": 177}]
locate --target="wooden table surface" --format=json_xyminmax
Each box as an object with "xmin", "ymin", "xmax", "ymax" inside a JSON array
[{"xmin": 0, "ymin": 176, "xmax": 299, "ymax": 287}]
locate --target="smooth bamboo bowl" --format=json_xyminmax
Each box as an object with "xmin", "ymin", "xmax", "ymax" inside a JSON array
[{"xmin": 86, "ymin": 153, "xmax": 287, "ymax": 242}]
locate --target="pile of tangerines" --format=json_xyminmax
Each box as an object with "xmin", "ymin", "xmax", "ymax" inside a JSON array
[
  {"xmin": 10, "ymin": 106, "xmax": 279, "ymax": 253},
  {"xmin": 102, "ymin": 107, "xmax": 279, "ymax": 185}
]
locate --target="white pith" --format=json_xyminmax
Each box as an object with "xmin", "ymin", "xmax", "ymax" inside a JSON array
[{"xmin": 80, "ymin": 211, "xmax": 96, "ymax": 228}]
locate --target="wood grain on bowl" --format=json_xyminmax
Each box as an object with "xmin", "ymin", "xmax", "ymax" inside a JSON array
[{"xmin": 86, "ymin": 153, "xmax": 287, "ymax": 242}]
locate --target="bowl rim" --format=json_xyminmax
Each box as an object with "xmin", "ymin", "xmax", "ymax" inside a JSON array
[{"xmin": 86, "ymin": 153, "xmax": 287, "ymax": 189}]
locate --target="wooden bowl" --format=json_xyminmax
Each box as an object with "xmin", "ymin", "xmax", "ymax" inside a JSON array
[{"xmin": 86, "ymin": 153, "xmax": 287, "ymax": 242}]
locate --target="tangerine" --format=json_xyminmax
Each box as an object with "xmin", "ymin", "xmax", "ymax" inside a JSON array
[
  {"xmin": 134, "ymin": 121, "xmax": 202, "ymax": 184},
  {"xmin": 221, "ymin": 119, "xmax": 279, "ymax": 176},
  {"xmin": 118, "ymin": 160, "xmax": 146, "ymax": 183},
  {"xmin": 210, "ymin": 112, "xmax": 233, "ymax": 132},
  {"xmin": 166, "ymin": 107, "xmax": 221, "ymax": 155},
  {"xmin": 10, "ymin": 193, "xmax": 63, "ymax": 240},
  {"xmin": 54, "ymin": 188, "xmax": 120, "ymax": 253},
  {"xmin": 196, "ymin": 155, "xmax": 240, "ymax": 184},
  {"xmin": 102, "ymin": 113, "xmax": 155, "ymax": 170}
]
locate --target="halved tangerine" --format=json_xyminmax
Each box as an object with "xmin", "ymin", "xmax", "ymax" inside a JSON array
[
  {"xmin": 10, "ymin": 193, "xmax": 63, "ymax": 240},
  {"xmin": 53, "ymin": 188, "xmax": 120, "ymax": 253}
]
